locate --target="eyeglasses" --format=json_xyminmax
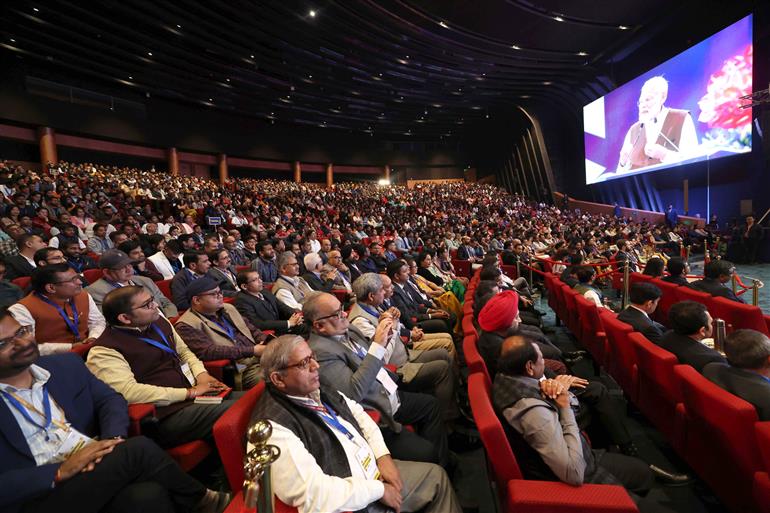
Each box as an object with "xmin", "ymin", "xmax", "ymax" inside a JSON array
[
  {"xmin": 53, "ymin": 275, "xmax": 82, "ymax": 285},
  {"xmin": 197, "ymin": 290, "xmax": 224, "ymax": 298},
  {"xmin": 314, "ymin": 307, "xmax": 345, "ymax": 322},
  {"xmin": 0, "ymin": 325, "xmax": 35, "ymax": 351},
  {"xmin": 282, "ymin": 353, "xmax": 317, "ymax": 371},
  {"xmin": 132, "ymin": 297, "xmax": 157, "ymax": 310}
]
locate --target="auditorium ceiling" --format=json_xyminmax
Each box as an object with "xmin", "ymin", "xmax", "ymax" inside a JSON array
[{"xmin": 0, "ymin": 0, "xmax": 756, "ymax": 140}]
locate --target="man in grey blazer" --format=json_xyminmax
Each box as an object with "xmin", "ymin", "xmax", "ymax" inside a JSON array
[
  {"xmin": 86, "ymin": 249, "xmax": 178, "ymax": 317},
  {"xmin": 305, "ymin": 292, "xmax": 449, "ymax": 467}
]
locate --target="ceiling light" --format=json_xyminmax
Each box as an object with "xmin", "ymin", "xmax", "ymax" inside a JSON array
[
  {"xmin": 208, "ymin": 98, "xmax": 213, "ymax": 102},
  {"xmin": 439, "ymin": 21, "xmax": 448, "ymax": 28},
  {"xmin": 577, "ymin": 51, "xmax": 588, "ymax": 56},
  {"xmin": 554, "ymin": 16, "xmax": 565, "ymax": 22},
  {"xmin": 542, "ymin": 81, "xmax": 552, "ymax": 85},
  {"xmin": 33, "ymin": 7, "xmax": 39, "ymax": 12},
  {"xmin": 618, "ymin": 25, "xmax": 629, "ymax": 30},
  {"xmin": 309, "ymin": 9, "xmax": 316, "ymax": 17},
  {"xmin": 176, "ymin": 24, "xmax": 181, "ymax": 28},
  {"xmin": 250, "ymin": 54, "xmax": 255, "ymax": 59},
  {"xmin": 128, "ymin": 75, "xmax": 133, "ymax": 80},
  {"xmin": 147, "ymin": 52, "xmax": 153, "ymax": 56},
  {"xmin": 511, "ymin": 45, "xmax": 520, "ymax": 50},
  {"xmin": 9, "ymin": 38, "xmax": 15, "ymax": 43}
]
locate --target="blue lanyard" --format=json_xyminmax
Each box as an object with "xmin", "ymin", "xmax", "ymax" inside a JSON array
[
  {"xmin": 210, "ymin": 314, "xmax": 235, "ymax": 339},
  {"xmin": 138, "ymin": 324, "xmax": 178, "ymax": 357},
  {"xmin": 279, "ymin": 276, "xmax": 304, "ymax": 297},
  {"xmin": 104, "ymin": 279, "xmax": 125, "ymax": 289},
  {"xmin": 0, "ymin": 386, "xmax": 52, "ymax": 433},
  {"xmin": 69, "ymin": 260, "xmax": 85, "ymax": 273},
  {"xmin": 35, "ymin": 293, "xmax": 80, "ymax": 340},
  {"xmin": 358, "ymin": 303, "xmax": 380, "ymax": 319},
  {"xmin": 314, "ymin": 402, "xmax": 355, "ymax": 441},
  {"xmin": 347, "ymin": 339, "xmax": 367, "ymax": 359}
]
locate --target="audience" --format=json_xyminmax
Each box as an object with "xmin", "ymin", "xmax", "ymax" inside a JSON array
[{"xmin": 659, "ymin": 300, "xmax": 726, "ymax": 372}]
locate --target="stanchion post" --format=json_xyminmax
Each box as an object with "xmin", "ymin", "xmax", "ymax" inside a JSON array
[
  {"xmin": 529, "ymin": 263, "xmax": 533, "ymax": 289},
  {"xmin": 753, "ymin": 280, "xmax": 760, "ymax": 307},
  {"xmin": 244, "ymin": 420, "xmax": 281, "ymax": 512},
  {"xmin": 622, "ymin": 261, "xmax": 630, "ymax": 310},
  {"xmin": 679, "ymin": 242, "xmax": 684, "ymax": 259},
  {"xmin": 732, "ymin": 274, "xmax": 738, "ymax": 296},
  {"xmin": 704, "ymin": 248, "xmax": 710, "ymax": 267},
  {"xmin": 686, "ymin": 245, "xmax": 691, "ymax": 262}
]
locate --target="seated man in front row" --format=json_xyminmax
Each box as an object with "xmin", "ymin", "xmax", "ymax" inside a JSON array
[
  {"xmin": 251, "ymin": 335, "xmax": 461, "ymax": 513},
  {"xmin": 0, "ymin": 306, "xmax": 229, "ymax": 513},
  {"xmin": 86, "ymin": 286, "xmax": 243, "ymax": 449},
  {"xmin": 175, "ymin": 277, "xmax": 268, "ymax": 389},
  {"xmin": 492, "ymin": 334, "xmax": 672, "ymax": 512}
]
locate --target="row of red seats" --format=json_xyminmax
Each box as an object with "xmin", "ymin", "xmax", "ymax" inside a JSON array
[
  {"xmin": 461, "ymin": 271, "xmax": 638, "ymax": 512},
  {"xmin": 546, "ymin": 271, "xmax": 770, "ymax": 513}
]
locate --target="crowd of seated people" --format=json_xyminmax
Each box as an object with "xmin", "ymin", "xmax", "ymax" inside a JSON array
[{"xmin": 0, "ymin": 157, "xmax": 759, "ymax": 513}]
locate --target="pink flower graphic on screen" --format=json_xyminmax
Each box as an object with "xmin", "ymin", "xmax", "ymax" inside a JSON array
[{"xmin": 697, "ymin": 44, "xmax": 752, "ymax": 130}]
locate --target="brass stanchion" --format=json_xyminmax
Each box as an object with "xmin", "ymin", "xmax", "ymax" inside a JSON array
[
  {"xmin": 732, "ymin": 274, "xmax": 738, "ymax": 296},
  {"xmin": 679, "ymin": 242, "xmax": 684, "ymax": 259},
  {"xmin": 529, "ymin": 264, "xmax": 534, "ymax": 290},
  {"xmin": 686, "ymin": 245, "xmax": 691, "ymax": 262},
  {"xmin": 244, "ymin": 420, "xmax": 281, "ymax": 511},
  {"xmin": 753, "ymin": 280, "xmax": 760, "ymax": 307},
  {"xmin": 704, "ymin": 248, "xmax": 710, "ymax": 266},
  {"xmin": 622, "ymin": 261, "xmax": 630, "ymax": 310}
]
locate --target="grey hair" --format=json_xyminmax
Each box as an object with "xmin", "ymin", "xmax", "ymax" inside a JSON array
[
  {"xmin": 260, "ymin": 335, "xmax": 307, "ymax": 381},
  {"xmin": 642, "ymin": 75, "xmax": 668, "ymax": 98},
  {"xmin": 277, "ymin": 251, "xmax": 298, "ymax": 270},
  {"xmin": 302, "ymin": 291, "xmax": 332, "ymax": 323},
  {"xmin": 352, "ymin": 273, "xmax": 383, "ymax": 302},
  {"xmin": 725, "ymin": 329, "xmax": 770, "ymax": 369},
  {"xmin": 303, "ymin": 252, "xmax": 322, "ymax": 271}
]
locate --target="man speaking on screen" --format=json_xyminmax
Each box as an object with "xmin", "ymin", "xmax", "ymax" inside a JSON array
[{"xmin": 618, "ymin": 76, "xmax": 699, "ymax": 171}]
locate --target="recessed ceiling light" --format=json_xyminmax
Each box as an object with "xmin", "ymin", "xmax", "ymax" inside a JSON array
[
  {"xmin": 147, "ymin": 52, "xmax": 153, "ymax": 56},
  {"xmin": 128, "ymin": 75, "xmax": 133, "ymax": 79},
  {"xmin": 577, "ymin": 51, "xmax": 588, "ymax": 56},
  {"xmin": 309, "ymin": 9, "xmax": 316, "ymax": 17},
  {"xmin": 554, "ymin": 16, "xmax": 565, "ymax": 22},
  {"xmin": 33, "ymin": 7, "xmax": 39, "ymax": 12},
  {"xmin": 9, "ymin": 38, "xmax": 15, "ymax": 43},
  {"xmin": 176, "ymin": 24, "xmax": 181, "ymax": 29},
  {"xmin": 226, "ymin": 78, "xmax": 230, "ymax": 82},
  {"xmin": 618, "ymin": 25, "xmax": 629, "ymax": 30},
  {"xmin": 208, "ymin": 98, "xmax": 213, "ymax": 102},
  {"xmin": 543, "ymin": 81, "xmax": 552, "ymax": 85},
  {"xmin": 511, "ymin": 45, "xmax": 520, "ymax": 50},
  {"xmin": 439, "ymin": 21, "xmax": 448, "ymax": 28},
  {"xmin": 250, "ymin": 54, "xmax": 255, "ymax": 59}
]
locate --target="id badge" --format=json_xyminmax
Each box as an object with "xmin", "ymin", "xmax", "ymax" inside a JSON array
[
  {"xmin": 356, "ymin": 446, "xmax": 380, "ymax": 480},
  {"xmin": 180, "ymin": 363, "xmax": 196, "ymax": 386},
  {"xmin": 376, "ymin": 368, "xmax": 399, "ymax": 395},
  {"xmin": 54, "ymin": 429, "xmax": 94, "ymax": 463}
]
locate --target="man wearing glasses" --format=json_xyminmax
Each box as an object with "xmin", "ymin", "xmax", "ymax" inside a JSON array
[
  {"xmin": 86, "ymin": 285, "xmax": 242, "ymax": 450},
  {"xmin": 0, "ymin": 306, "xmax": 230, "ymax": 513},
  {"xmin": 251, "ymin": 335, "xmax": 461, "ymax": 513},
  {"xmin": 305, "ymin": 292, "xmax": 449, "ymax": 468},
  {"xmin": 9, "ymin": 264, "xmax": 106, "ymax": 355},
  {"xmin": 175, "ymin": 277, "xmax": 268, "ymax": 389},
  {"xmin": 86, "ymin": 249, "xmax": 177, "ymax": 317},
  {"xmin": 271, "ymin": 251, "xmax": 313, "ymax": 311}
]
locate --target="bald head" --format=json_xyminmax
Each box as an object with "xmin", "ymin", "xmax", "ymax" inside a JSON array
[{"xmin": 498, "ymin": 334, "xmax": 543, "ymax": 379}]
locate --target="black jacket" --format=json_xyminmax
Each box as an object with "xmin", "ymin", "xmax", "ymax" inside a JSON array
[
  {"xmin": 659, "ymin": 330, "xmax": 726, "ymax": 373},
  {"xmin": 233, "ymin": 290, "xmax": 296, "ymax": 333},
  {"xmin": 302, "ymin": 271, "xmax": 335, "ymax": 292},
  {"xmin": 689, "ymin": 277, "xmax": 744, "ymax": 303},
  {"xmin": 4, "ymin": 254, "xmax": 35, "ymax": 281},
  {"xmin": 617, "ymin": 306, "xmax": 665, "ymax": 344},
  {"xmin": 704, "ymin": 362, "xmax": 770, "ymax": 421}
]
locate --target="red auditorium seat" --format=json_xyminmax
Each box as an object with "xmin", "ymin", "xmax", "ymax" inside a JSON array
[
  {"xmin": 452, "ymin": 259, "xmax": 471, "ymax": 278},
  {"xmin": 82, "ymin": 268, "xmax": 103, "ymax": 284},
  {"xmin": 11, "ymin": 276, "xmax": 31, "ymax": 290},
  {"xmin": 674, "ymin": 286, "xmax": 714, "ymax": 308},
  {"xmin": 649, "ymin": 278, "xmax": 680, "ymax": 326},
  {"xmin": 463, "ymin": 335, "xmax": 491, "ymax": 388},
  {"xmin": 467, "ymin": 373, "xmax": 638, "ymax": 512},
  {"xmin": 675, "ymin": 364, "xmax": 766, "ymax": 512},
  {"xmin": 601, "ymin": 313, "xmax": 638, "ymax": 402},
  {"xmin": 628, "ymin": 332, "xmax": 683, "ymax": 448},
  {"xmin": 753, "ymin": 423, "xmax": 770, "ymax": 513},
  {"xmin": 155, "ymin": 279, "xmax": 173, "ymax": 300},
  {"xmin": 574, "ymin": 294, "xmax": 608, "ymax": 370},
  {"xmin": 501, "ymin": 264, "xmax": 518, "ymax": 280},
  {"xmin": 462, "ymin": 315, "xmax": 476, "ymax": 338},
  {"xmin": 628, "ymin": 272, "xmax": 653, "ymax": 286},
  {"xmin": 561, "ymin": 286, "xmax": 581, "ymax": 335},
  {"xmin": 709, "ymin": 296, "xmax": 769, "ymax": 335}
]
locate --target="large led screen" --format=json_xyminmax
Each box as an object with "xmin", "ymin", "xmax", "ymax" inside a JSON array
[{"xmin": 584, "ymin": 15, "xmax": 752, "ymax": 185}]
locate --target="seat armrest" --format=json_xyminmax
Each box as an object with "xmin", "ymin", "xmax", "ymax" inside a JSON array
[
  {"xmin": 365, "ymin": 409, "xmax": 381, "ymax": 423},
  {"xmin": 204, "ymin": 359, "xmax": 237, "ymax": 386},
  {"xmin": 128, "ymin": 403, "xmax": 158, "ymax": 437}
]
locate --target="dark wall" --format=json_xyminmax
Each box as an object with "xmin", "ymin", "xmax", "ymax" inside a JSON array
[{"xmin": 0, "ymin": 64, "xmax": 468, "ymax": 178}]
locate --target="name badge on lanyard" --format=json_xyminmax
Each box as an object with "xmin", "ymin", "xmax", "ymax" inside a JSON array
[{"xmin": 315, "ymin": 403, "xmax": 380, "ymax": 480}]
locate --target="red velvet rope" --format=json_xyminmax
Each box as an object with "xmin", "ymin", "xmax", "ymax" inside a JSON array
[{"xmin": 533, "ymin": 256, "xmax": 622, "ymax": 267}]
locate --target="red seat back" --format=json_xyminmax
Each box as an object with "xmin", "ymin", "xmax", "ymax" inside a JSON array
[
  {"xmin": 82, "ymin": 268, "xmax": 104, "ymax": 284},
  {"xmin": 213, "ymin": 382, "xmax": 266, "ymax": 491},
  {"xmin": 710, "ymin": 296, "xmax": 768, "ymax": 335},
  {"xmin": 574, "ymin": 294, "xmax": 608, "ymax": 367},
  {"xmin": 156, "ymin": 279, "xmax": 173, "ymax": 300},
  {"xmin": 12, "ymin": 276, "xmax": 31, "ymax": 290},
  {"xmin": 452, "ymin": 259, "xmax": 471, "ymax": 278},
  {"xmin": 675, "ymin": 286, "xmax": 714, "ymax": 306},
  {"xmin": 629, "ymin": 332, "xmax": 682, "ymax": 444},
  {"xmin": 501, "ymin": 264, "xmax": 518, "ymax": 280},
  {"xmin": 463, "ymin": 336, "xmax": 491, "ymax": 387},
  {"xmin": 649, "ymin": 278, "xmax": 680, "ymax": 326},
  {"xmin": 675, "ymin": 365, "xmax": 763, "ymax": 512},
  {"xmin": 602, "ymin": 313, "xmax": 637, "ymax": 401},
  {"xmin": 562, "ymin": 287, "xmax": 580, "ymax": 334},
  {"xmin": 467, "ymin": 373, "xmax": 523, "ymax": 499}
]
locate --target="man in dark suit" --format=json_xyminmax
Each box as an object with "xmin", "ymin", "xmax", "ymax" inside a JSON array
[
  {"xmin": 233, "ymin": 270, "xmax": 304, "ymax": 335},
  {"xmin": 0, "ymin": 306, "xmax": 228, "ymax": 513},
  {"xmin": 662, "ymin": 257, "xmax": 689, "ymax": 286},
  {"xmin": 5, "ymin": 233, "xmax": 46, "ymax": 281},
  {"xmin": 301, "ymin": 252, "xmax": 335, "ymax": 292},
  {"xmin": 304, "ymin": 292, "xmax": 448, "ymax": 468},
  {"xmin": 617, "ymin": 282, "xmax": 665, "ymax": 344},
  {"xmin": 386, "ymin": 259, "xmax": 452, "ymax": 335},
  {"xmin": 205, "ymin": 249, "xmax": 239, "ymax": 298},
  {"xmin": 689, "ymin": 260, "xmax": 744, "ymax": 303},
  {"xmin": 705, "ymin": 329, "xmax": 770, "ymax": 420},
  {"xmin": 341, "ymin": 244, "xmax": 363, "ymax": 282},
  {"xmin": 659, "ymin": 300, "xmax": 726, "ymax": 372},
  {"xmin": 170, "ymin": 251, "xmax": 211, "ymax": 310},
  {"xmin": 741, "ymin": 215, "xmax": 762, "ymax": 264}
]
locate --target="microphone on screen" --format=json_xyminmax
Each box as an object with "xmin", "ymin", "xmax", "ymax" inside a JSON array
[{"xmin": 619, "ymin": 122, "xmax": 644, "ymax": 168}]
